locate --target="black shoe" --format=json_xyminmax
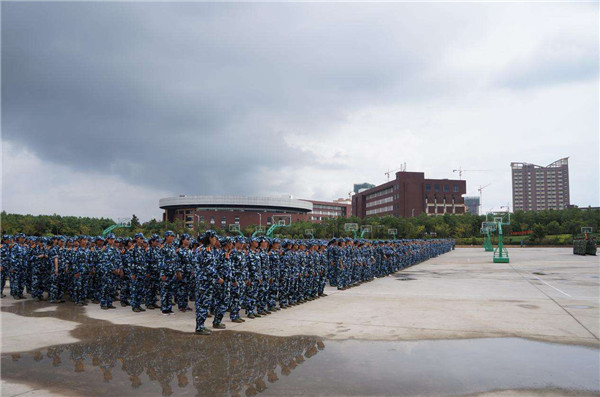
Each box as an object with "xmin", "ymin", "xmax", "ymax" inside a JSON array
[
  {"xmin": 101, "ymin": 306, "xmax": 108, "ymax": 310},
  {"xmin": 107, "ymin": 305, "xmax": 116, "ymax": 309},
  {"xmin": 34, "ymin": 298, "xmax": 42, "ymax": 302},
  {"xmin": 1, "ymin": 294, "xmax": 6, "ymax": 298},
  {"xmin": 207, "ymin": 313, "xmax": 213, "ymax": 318},
  {"xmin": 139, "ymin": 307, "xmax": 146, "ymax": 312},
  {"xmin": 247, "ymin": 313, "xmax": 256, "ymax": 319},
  {"xmin": 146, "ymin": 305, "xmax": 156, "ymax": 310},
  {"xmin": 133, "ymin": 307, "xmax": 141, "ymax": 313},
  {"xmin": 58, "ymin": 299, "xmax": 66, "ymax": 303},
  {"xmin": 254, "ymin": 313, "xmax": 262, "ymax": 317},
  {"xmin": 162, "ymin": 310, "xmax": 172, "ymax": 315},
  {"xmin": 167, "ymin": 309, "xmax": 174, "ymax": 314},
  {"xmin": 232, "ymin": 318, "xmax": 244, "ymax": 323},
  {"xmin": 82, "ymin": 302, "xmax": 88, "ymax": 306},
  {"xmin": 120, "ymin": 302, "xmax": 128, "ymax": 307},
  {"xmin": 195, "ymin": 328, "xmax": 211, "ymax": 335},
  {"xmin": 212, "ymin": 323, "xmax": 226, "ymax": 329},
  {"xmin": 92, "ymin": 300, "xmax": 100, "ymax": 304}
]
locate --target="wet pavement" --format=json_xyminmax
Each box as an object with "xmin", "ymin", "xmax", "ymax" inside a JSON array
[{"xmin": 2, "ymin": 300, "xmax": 599, "ymax": 397}]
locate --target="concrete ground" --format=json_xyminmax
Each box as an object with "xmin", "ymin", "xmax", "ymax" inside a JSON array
[{"xmin": 1, "ymin": 247, "xmax": 599, "ymax": 396}]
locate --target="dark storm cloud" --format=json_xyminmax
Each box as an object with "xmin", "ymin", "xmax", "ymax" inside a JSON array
[{"xmin": 2, "ymin": 2, "xmax": 466, "ymax": 195}]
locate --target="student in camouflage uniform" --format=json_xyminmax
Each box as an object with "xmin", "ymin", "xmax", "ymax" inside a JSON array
[
  {"xmin": 195, "ymin": 230, "xmax": 218, "ymax": 335},
  {"xmin": 1, "ymin": 235, "xmax": 12, "ymax": 298},
  {"xmin": 145, "ymin": 235, "xmax": 161, "ymax": 310},
  {"xmin": 229, "ymin": 237, "xmax": 247, "ymax": 323},
  {"xmin": 130, "ymin": 233, "xmax": 147, "ymax": 312},
  {"xmin": 160, "ymin": 231, "xmax": 178, "ymax": 315}
]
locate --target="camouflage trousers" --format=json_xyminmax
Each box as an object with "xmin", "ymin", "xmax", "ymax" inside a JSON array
[
  {"xmin": 73, "ymin": 274, "xmax": 88, "ymax": 304},
  {"xmin": 212, "ymin": 283, "xmax": 230, "ymax": 325},
  {"xmin": 145, "ymin": 273, "xmax": 159, "ymax": 307},
  {"xmin": 160, "ymin": 275, "xmax": 175, "ymax": 312},
  {"xmin": 9, "ymin": 268, "xmax": 25, "ymax": 298},
  {"xmin": 175, "ymin": 278, "xmax": 189, "ymax": 310},
  {"xmin": 229, "ymin": 284, "xmax": 245, "ymax": 320},
  {"xmin": 49, "ymin": 272, "xmax": 65, "ymax": 302},
  {"xmin": 267, "ymin": 282, "xmax": 279, "ymax": 310},
  {"xmin": 195, "ymin": 281, "xmax": 212, "ymax": 331},
  {"xmin": 130, "ymin": 275, "xmax": 145, "ymax": 309},
  {"xmin": 100, "ymin": 273, "xmax": 115, "ymax": 307},
  {"xmin": 244, "ymin": 281, "xmax": 259, "ymax": 315}
]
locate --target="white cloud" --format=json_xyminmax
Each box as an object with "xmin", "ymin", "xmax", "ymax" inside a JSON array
[{"xmin": 1, "ymin": 141, "xmax": 170, "ymax": 222}]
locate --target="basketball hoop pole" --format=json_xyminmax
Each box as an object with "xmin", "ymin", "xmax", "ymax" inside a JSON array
[{"xmin": 102, "ymin": 218, "xmax": 132, "ymax": 237}]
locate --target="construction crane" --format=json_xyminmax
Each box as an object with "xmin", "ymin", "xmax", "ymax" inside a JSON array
[
  {"xmin": 478, "ymin": 184, "xmax": 491, "ymax": 215},
  {"xmin": 385, "ymin": 163, "xmax": 406, "ymax": 181},
  {"xmin": 452, "ymin": 166, "xmax": 491, "ymax": 180}
]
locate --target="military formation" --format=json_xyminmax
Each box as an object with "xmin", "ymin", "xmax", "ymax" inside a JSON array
[{"xmin": 1, "ymin": 232, "xmax": 455, "ymax": 335}]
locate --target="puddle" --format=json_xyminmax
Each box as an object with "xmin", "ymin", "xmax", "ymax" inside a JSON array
[
  {"xmin": 2, "ymin": 302, "xmax": 599, "ymax": 396},
  {"xmin": 261, "ymin": 339, "xmax": 599, "ymax": 396},
  {"xmin": 395, "ymin": 276, "xmax": 416, "ymax": 281},
  {"xmin": 517, "ymin": 304, "xmax": 539, "ymax": 309}
]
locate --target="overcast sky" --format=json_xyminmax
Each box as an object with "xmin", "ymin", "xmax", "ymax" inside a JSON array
[{"xmin": 2, "ymin": 2, "xmax": 598, "ymax": 222}]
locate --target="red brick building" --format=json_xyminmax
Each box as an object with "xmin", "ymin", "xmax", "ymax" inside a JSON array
[{"xmin": 352, "ymin": 171, "xmax": 466, "ymax": 218}]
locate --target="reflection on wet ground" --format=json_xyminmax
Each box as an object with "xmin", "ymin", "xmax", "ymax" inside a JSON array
[
  {"xmin": 1, "ymin": 301, "xmax": 323, "ymax": 396},
  {"xmin": 2, "ymin": 301, "xmax": 599, "ymax": 397}
]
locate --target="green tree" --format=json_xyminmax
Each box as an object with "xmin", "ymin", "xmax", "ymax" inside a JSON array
[
  {"xmin": 546, "ymin": 221, "xmax": 560, "ymax": 235},
  {"xmin": 532, "ymin": 223, "xmax": 547, "ymax": 240},
  {"xmin": 131, "ymin": 214, "xmax": 141, "ymax": 228}
]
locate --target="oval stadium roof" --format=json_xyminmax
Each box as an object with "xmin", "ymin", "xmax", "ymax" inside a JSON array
[{"xmin": 159, "ymin": 195, "xmax": 313, "ymax": 212}]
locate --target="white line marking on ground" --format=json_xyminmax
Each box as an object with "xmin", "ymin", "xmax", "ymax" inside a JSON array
[{"xmin": 531, "ymin": 275, "xmax": 572, "ymax": 298}]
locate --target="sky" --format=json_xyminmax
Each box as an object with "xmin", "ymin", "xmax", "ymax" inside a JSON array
[{"xmin": 2, "ymin": 2, "xmax": 598, "ymax": 222}]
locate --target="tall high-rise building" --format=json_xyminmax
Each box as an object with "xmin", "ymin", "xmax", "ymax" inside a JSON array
[{"xmin": 511, "ymin": 158, "xmax": 570, "ymax": 211}]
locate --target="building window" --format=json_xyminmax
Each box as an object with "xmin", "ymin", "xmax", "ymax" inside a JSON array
[
  {"xmin": 444, "ymin": 185, "xmax": 449, "ymax": 192},
  {"xmin": 267, "ymin": 217, "xmax": 272, "ymax": 226},
  {"xmin": 434, "ymin": 184, "xmax": 440, "ymax": 192},
  {"xmin": 200, "ymin": 216, "xmax": 204, "ymax": 223},
  {"xmin": 453, "ymin": 185, "xmax": 459, "ymax": 193},
  {"xmin": 235, "ymin": 217, "xmax": 240, "ymax": 225},
  {"xmin": 425, "ymin": 184, "xmax": 431, "ymax": 192},
  {"xmin": 186, "ymin": 216, "xmax": 193, "ymax": 222},
  {"xmin": 210, "ymin": 216, "xmax": 215, "ymax": 225}
]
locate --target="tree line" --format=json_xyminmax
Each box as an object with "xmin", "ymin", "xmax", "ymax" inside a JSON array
[{"xmin": 2, "ymin": 207, "xmax": 598, "ymax": 242}]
